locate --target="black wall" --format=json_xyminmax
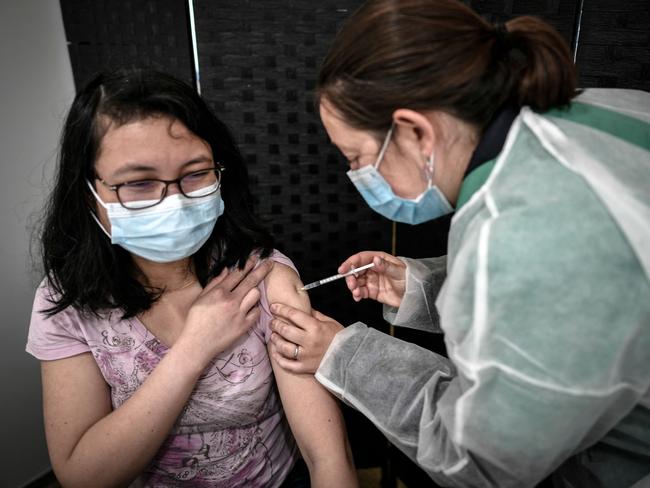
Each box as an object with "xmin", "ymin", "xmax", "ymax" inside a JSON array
[{"xmin": 60, "ymin": 0, "xmax": 195, "ymax": 88}]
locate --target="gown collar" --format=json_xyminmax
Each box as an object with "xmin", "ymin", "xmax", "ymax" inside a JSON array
[{"xmin": 456, "ymin": 106, "xmax": 520, "ymax": 210}]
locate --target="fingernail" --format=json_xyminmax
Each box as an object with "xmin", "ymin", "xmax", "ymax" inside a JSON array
[{"xmin": 270, "ymin": 303, "xmax": 278, "ymax": 312}]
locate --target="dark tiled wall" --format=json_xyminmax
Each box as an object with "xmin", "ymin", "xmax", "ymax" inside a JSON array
[{"xmin": 60, "ymin": 0, "xmax": 194, "ymax": 89}]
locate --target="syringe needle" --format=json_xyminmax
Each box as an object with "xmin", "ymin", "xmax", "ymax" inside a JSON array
[{"xmin": 298, "ymin": 262, "xmax": 376, "ymax": 292}]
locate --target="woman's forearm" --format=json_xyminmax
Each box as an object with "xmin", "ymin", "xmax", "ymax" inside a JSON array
[
  {"xmin": 309, "ymin": 453, "xmax": 359, "ymax": 488},
  {"xmin": 54, "ymin": 342, "xmax": 205, "ymax": 488}
]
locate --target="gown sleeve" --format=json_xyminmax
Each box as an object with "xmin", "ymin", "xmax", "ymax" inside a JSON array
[
  {"xmin": 382, "ymin": 255, "xmax": 447, "ymax": 333},
  {"xmin": 316, "ymin": 206, "xmax": 650, "ymax": 487},
  {"xmin": 316, "ymin": 322, "xmax": 523, "ymax": 488}
]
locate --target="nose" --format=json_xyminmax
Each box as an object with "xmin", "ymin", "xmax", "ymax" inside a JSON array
[{"xmin": 165, "ymin": 181, "xmax": 183, "ymax": 197}]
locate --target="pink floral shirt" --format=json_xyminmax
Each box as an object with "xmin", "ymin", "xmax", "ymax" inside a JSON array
[{"xmin": 26, "ymin": 251, "xmax": 299, "ymax": 487}]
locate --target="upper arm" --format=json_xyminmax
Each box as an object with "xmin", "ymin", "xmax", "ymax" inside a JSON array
[
  {"xmin": 263, "ymin": 262, "xmax": 311, "ymax": 327},
  {"xmin": 264, "ymin": 264, "xmax": 353, "ymax": 471},
  {"xmin": 42, "ymin": 353, "xmax": 112, "ymax": 471}
]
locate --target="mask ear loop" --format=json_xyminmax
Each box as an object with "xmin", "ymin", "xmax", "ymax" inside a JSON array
[
  {"xmin": 86, "ymin": 180, "xmax": 109, "ymax": 209},
  {"xmin": 373, "ymin": 123, "xmax": 394, "ymax": 170},
  {"xmin": 86, "ymin": 180, "xmax": 112, "ymax": 238}
]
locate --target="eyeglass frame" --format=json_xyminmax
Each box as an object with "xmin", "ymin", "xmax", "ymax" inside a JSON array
[{"xmin": 95, "ymin": 165, "xmax": 225, "ymax": 210}]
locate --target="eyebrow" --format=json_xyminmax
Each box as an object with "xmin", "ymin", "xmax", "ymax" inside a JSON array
[{"xmin": 110, "ymin": 155, "xmax": 214, "ymax": 180}]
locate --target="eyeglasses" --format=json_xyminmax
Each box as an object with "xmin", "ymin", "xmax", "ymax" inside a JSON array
[{"xmin": 97, "ymin": 166, "xmax": 224, "ymax": 210}]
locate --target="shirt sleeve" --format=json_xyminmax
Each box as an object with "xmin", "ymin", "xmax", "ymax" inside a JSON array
[
  {"xmin": 256, "ymin": 250, "xmax": 300, "ymax": 344},
  {"xmin": 26, "ymin": 281, "xmax": 91, "ymax": 361},
  {"xmin": 382, "ymin": 256, "xmax": 446, "ymax": 333}
]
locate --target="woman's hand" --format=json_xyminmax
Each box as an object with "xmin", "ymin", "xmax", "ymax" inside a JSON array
[
  {"xmin": 179, "ymin": 255, "xmax": 274, "ymax": 369},
  {"xmin": 269, "ymin": 303, "xmax": 344, "ymax": 374},
  {"xmin": 338, "ymin": 251, "xmax": 406, "ymax": 307}
]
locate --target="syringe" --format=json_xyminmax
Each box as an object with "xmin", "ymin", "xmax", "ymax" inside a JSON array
[{"xmin": 299, "ymin": 263, "xmax": 376, "ymax": 291}]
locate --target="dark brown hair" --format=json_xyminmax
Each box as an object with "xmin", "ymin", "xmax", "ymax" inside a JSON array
[{"xmin": 317, "ymin": 0, "xmax": 577, "ymax": 132}]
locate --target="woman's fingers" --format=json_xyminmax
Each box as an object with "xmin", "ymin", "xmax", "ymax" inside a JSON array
[
  {"xmin": 200, "ymin": 256, "xmax": 266, "ymax": 303},
  {"xmin": 345, "ymin": 274, "xmax": 357, "ymax": 291},
  {"xmin": 269, "ymin": 345, "xmax": 306, "ymax": 373},
  {"xmin": 339, "ymin": 251, "xmax": 389, "ymax": 293},
  {"xmin": 345, "ymin": 270, "xmax": 373, "ymax": 299},
  {"xmin": 233, "ymin": 259, "xmax": 274, "ymax": 298},
  {"xmin": 181, "ymin": 256, "xmax": 283, "ymax": 368},
  {"xmin": 240, "ymin": 286, "xmax": 261, "ymax": 314},
  {"xmin": 200, "ymin": 255, "xmax": 255, "ymax": 297},
  {"xmin": 269, "ymin": 331, "xmax": 300, "ymax": 358},
  {"xmin": 220, "ymin": 255, "xmax": 259, "ymax": 291},
  {"xmin": 269, "ymin": 303, "xmax": 313, "ymax": 331},
  {"xmin": 208, "ymin": 258, "xmax": 273, "ymax": 305},
  {"xmin": 311, "ymin": 309, "xmax": 334, "ymax": 322},
  {"xmin": 352, "ymin": 287, "xmax": 367, "ymax": 301},
  {"xmin": 338, "ymin": 250, "xmax": 389, "ymax": 274},
  {"xmin": 338, "ymin": 251, "xmax": 372, "ymax": 272},
  {"xmin": 372, "ymin": 255, "xmax": 388, "ymax": 273},
  {"xmin": 338, "ymin": 251, "xmax": 407, "ymax": 306},
  {"xmin": 269, "ymin": 304, "xmax": 344, "ymax": 374},
  {"xmin": 270, "ymin": 318, "xmax": 305, "ymax": 345},
  {"xmin": 203, "ymin": 266, "xmax": 229, "ymax": 293},
  {"xmin": 343, "ymin": 264, "xmax": 374, "ymax": 292},
  {"xmin": 245, "ymin": 305, "xmax": 261, "ymax": 326}
]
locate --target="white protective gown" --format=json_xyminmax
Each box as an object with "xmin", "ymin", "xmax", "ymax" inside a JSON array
[{"xmin": 316, "ymin": 89, "xmax": 650, "ymax": 488}]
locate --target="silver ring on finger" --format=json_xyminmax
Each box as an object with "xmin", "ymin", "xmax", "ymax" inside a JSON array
[{"xmin": 292, "ymin": 344, "xmax": 300, "ymax": 360}]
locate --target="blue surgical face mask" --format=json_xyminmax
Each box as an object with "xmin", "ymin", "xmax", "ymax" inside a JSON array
[
  {"xmin": 346, "ymin": 125, "xmax": 453, "ymax": 224},
  {"xmin": 87, "ymin": 181, "xmax": 224, "ymax": 263}
]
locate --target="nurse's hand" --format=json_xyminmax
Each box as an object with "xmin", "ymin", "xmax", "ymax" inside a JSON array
[
  {"xmin": 269, "ymin": 303, "xmax": 344, "ymax": 374},
  {"xmin": 338, "ymin": 251, "xmax": 406, "ymax": 307}
]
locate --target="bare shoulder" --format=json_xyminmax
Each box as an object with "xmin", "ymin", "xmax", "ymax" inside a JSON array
[{"xmin": 264, "ymin": 262, "xmax": 311, "ymax": 312}]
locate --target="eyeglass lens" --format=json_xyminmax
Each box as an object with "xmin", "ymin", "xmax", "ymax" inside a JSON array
[{"xmin": 118, "ymin": 168, "xmax": 220, "ymax": 209}]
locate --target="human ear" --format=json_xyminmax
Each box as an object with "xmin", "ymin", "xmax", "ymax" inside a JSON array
[{"xmin": 392, "ymin": 108, "xmax": 436, "ymax": 161}]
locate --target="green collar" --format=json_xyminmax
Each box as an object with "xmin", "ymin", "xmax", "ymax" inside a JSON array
[{"xmin": 455, "ymin": 158, "xmax": 497, "ymax": 210}]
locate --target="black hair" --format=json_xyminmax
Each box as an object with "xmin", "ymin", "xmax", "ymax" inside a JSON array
[{"xmin": 40, "ymin": 68, "xmax": 273, "ymax": 318}]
